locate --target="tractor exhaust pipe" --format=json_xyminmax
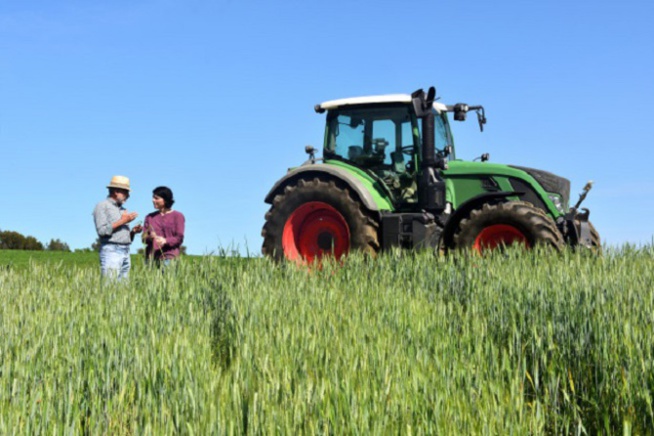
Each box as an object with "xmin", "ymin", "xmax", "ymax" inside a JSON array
[
  {"xmin": 421, "ymin": 108, "xmax": 436, "ymax": 168},
  {"xmin": 412, "ymin": 87, "xmax": 446, "ymax": 213}
]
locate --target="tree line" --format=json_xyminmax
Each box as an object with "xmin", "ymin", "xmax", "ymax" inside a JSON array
[
  {"xmin": 0, "ymin": 229, "xmax": 186, "ymax": 254},
  {"xmin": 0, "ymin": 229, "xmax": 89, "ymax": 252}
]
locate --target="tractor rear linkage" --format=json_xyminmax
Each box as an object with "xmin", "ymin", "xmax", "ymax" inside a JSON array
[{"xmin": 560, "ymin": 182, "xmax": 594, "ymax": 247}]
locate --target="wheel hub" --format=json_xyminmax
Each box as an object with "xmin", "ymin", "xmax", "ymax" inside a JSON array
[
  {"xmin": 316, "ymin": 232, "xmax": 335, "ymax": 251},
  {"xmin": 474, "ymin": 224, "xmax": 529, "ymax": 252},
  {"xmin": 282, "ymin": 202, "xmax": 350, "ymax": 263}
]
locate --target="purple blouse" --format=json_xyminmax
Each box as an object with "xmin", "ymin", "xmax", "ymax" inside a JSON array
[{"xmin": 143, "ymin": 210, "xmax": 185, "ymax": 260}]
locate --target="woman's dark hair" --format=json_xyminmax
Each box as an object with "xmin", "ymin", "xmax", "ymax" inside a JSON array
[{"xmin": 153, "ymin": 186, "xmax": 175, "ymax": 208}]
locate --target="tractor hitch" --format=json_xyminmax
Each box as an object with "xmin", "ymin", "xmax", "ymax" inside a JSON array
[
  {"xmin": 572, "ymin": 181, "xmax": 593, "ymax": 210},
  {"xmin": 561, "ymin": 208, "xmax": 593, "ymax": 248},
  {"xmin": 560, "ymin": 181, "xmax": 594, "ymax": 247}
]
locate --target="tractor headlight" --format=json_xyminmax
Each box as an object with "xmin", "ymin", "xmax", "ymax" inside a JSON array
[{"xmin": 548, "ymin": 194, "xmax": 565, "ymax": 214}]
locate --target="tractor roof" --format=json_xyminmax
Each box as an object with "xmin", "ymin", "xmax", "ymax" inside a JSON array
[{"xmin": 316, "ymin": 94, "xmax": 448, "ymax": 113}]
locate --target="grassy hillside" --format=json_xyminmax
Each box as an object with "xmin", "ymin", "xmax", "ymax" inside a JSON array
[{"xmin": 1, "ymin": 246, "xmax": 653, "ymax": 433}]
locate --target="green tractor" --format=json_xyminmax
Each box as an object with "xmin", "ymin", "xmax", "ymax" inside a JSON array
[{"xmin": 262, "ymin": 86, "xmax": 599, "ymax": 263}]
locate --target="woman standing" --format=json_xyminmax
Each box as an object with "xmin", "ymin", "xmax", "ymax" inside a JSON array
[{"xmin": 142, "ymin": 186, "xmax": 185, "ymax": 266}]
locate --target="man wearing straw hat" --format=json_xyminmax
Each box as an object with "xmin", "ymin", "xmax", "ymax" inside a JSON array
[{"xmin": 93, "ymin": 175, "xmax": 143, "ymax": 280}]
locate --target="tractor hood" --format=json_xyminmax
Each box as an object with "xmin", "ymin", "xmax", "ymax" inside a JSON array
[
  {"xmin": 444, "ymin": 161, "xmax": 571, "ymax": 216},
  {"xmin": 509, "ymin": 165, "xmax": 571, "ymax": 208}
]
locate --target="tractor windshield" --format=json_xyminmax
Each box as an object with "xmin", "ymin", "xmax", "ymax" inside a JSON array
[
  {"xmin": 324, "ymin": 104, "xmax": 419, "ymax": 172},
  {"xmin": 410, "ymin": 110, "xmax": 455, "ymax": 159},
  {"xmin": 435, "ymin": 111, "xmax": 455, "ymax": 159}
]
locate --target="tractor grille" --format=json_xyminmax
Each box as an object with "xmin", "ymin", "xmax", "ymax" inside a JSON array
[{"xmin": 510, "ymin": 165, "xmax": 570, "ymax": 206}]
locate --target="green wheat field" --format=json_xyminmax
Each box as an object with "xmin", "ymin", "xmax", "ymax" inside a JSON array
[{"xmin": 1, "ymin": 245, "xmax": 653, "ymax": 434}]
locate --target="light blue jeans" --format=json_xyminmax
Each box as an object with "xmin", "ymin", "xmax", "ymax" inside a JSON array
[{"xmin": 99, "ymin": 243, "xmax": 131, "ymax": 281}]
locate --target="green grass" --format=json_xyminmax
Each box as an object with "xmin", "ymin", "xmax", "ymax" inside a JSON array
[
  {"xmin": 0, "ymin": 250, "xmax": 233, "ymax": 271},
  {"xmin": 1, "ymin": 246, "xmax": 653, "ymax": 433},
  {"xmin": 0, "ymin": 249, "xmax": 99, "ymax": 269}
]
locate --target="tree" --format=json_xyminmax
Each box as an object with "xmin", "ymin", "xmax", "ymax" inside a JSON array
[
  {"xmin": 46, "ymin": 238, "xmax": 71, "ymax": 252},
  {"xmin": 0, "ymin": 230, "xmax": 44, "ymax": 250},
  {"xmin": 91, "ymin": 237, "xmax": 102, "ymax": 252},
  {"xmin": 23, "ymin": 236, "xmax": 43, "ymax": 250}
]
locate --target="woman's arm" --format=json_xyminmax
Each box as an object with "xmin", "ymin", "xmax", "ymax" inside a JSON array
[
  {"xmin": 142, "ymin": 215, "xmax": 154, "ymax": 243},
  {"xmin": 163, "ymin": 213, "xmax": 185, "ymax": 248}
]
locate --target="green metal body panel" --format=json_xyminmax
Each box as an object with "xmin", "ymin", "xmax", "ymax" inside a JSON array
[
  {"xmin": 444, "ymin": 161, "xmax": 562, "ymax": 218},
  {"xmin": 318, "ymin": 159, "xmax": 562, "ymax": 218},
  {"xmin": 323, "ymin": 159, "xmax": 395, "ymax": 211}
]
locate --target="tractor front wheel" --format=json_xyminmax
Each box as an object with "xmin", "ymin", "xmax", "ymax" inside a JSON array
[
  {"xmin": 575, "ymin": 219, "xmax": 601, "ymax": 254},
  {"xmin": 262, "ymin": 178, "xmax": 379, "ymax": 264},
  {"xmin": 454, "ymin": 201, "xmax": 564, "ymax": 253},
  {"xmin": 588, "ymin": 221, "xmax": 601, "ymax": 251}
]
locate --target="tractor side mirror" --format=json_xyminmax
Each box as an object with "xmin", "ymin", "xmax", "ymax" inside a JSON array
[
  {"xmin": 448, "ymin": 103, "xmax": 487, "ymax": 132},
  {"xmin": 450, "ymin": 103, "xmax": 469, "ymax": 122},
  {"xmin": 475, "ymin": 107, "xmax": 486, "ymax": 132}
]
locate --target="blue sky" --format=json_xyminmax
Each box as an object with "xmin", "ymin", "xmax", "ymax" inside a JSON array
[{"xmin": 2, "ymin": 0, "xmax": 653, "ymax": 255}]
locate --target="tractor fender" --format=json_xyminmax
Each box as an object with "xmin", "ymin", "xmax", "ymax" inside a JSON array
[
  {"xmin": 264, "ymin": 165, "xmax": 381, "ymax": 211},
  {"xmin": 442, "ymin": 191, "xmax": 517, "ymax": 248}
]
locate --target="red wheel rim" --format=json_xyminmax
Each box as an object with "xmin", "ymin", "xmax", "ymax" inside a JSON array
[
  {"xmin": 473, "ymin": 224, "xmax": 529, "ymax": 252},
  {"xmin": 282, "ymin": 202, "xmax": 350, "ymax": 264}
]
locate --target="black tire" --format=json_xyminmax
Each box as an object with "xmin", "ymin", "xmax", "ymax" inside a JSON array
[
  {"xmin": 568, "ymin": 219, "xmax": 602, "ymax": 255},
  {"xmin": 576, "ymin": 219, "xmax": 601, "ymax": 254},
  {"xmin": 454, "ymin": 201, "xmax": 564, "ymax": 252},
  {"xmin": 589, "ymin": 221, "xmax": 601, "ymax": 251},
  {"xmin": 261, "ymin": 177, "xmax": 379, "ymax": 263}
]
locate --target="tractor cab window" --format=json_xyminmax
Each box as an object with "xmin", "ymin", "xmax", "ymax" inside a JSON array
[
  {"xmin": 435, "ymin": 112, "xmax": 455, "ymax": 159},
  {"xmin": 415, "ymin": 111, "xmax": 456, "ymax": 159},
  {"xmin": 325, "ymin": 105, "xmax": 420, "ymax": 204},
  {"xmin": 324, "ymin": 105, "xmax": 418, "ymax": 174}
]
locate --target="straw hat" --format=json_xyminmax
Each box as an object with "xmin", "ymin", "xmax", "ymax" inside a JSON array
[{"xmin": 107, "ymin": 175, "xmax": 131, "ymax": 191}]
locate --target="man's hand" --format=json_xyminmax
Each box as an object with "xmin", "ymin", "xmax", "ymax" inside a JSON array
[
  {"xmin": 130, "ymin": 223, "xmax": 143, "ymax": 241},
  {"xmin": 155, "ymin": 236, "xmax": 167, "ymax": 247},
  {"xmin": 122, "ymin": 211, "xmax": 138, "ymax": 224},
  {"xmin": 113, "ymin": 211, "xmax": 138, "ymax": 230}
]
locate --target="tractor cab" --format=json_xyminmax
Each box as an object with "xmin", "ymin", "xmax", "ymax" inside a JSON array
[{"xmin": 318, "ymin": 95, "xmax": 455, "ymax": 207}]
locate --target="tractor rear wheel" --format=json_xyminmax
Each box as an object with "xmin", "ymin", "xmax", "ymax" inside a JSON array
[
  {"xmin": 454, "ymin": 201, "xmax": 564, "ymax": 253},
  {"xmin": 261, "ymin": 178, "xmax": 379, "ymax": 264}
]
